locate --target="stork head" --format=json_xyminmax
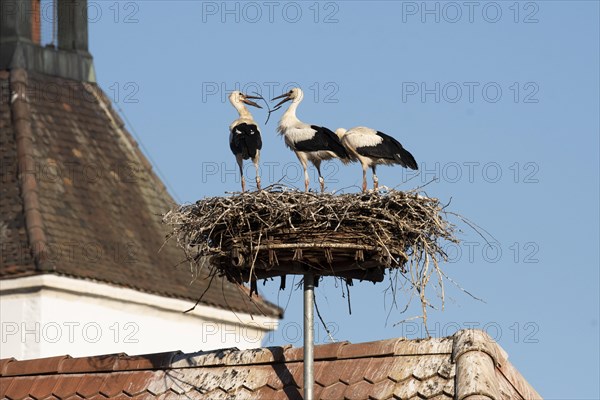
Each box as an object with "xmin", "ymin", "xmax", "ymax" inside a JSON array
[
  {"xmin": 335, "ymin": 128, "xmax": 348, "ymax": 140},
  {"xmin": 228, "ymin": 91, "xmax": 262, "ymax": 108},
  {"xmin": 271, "ymin": 87, "xmax": 303, "ymax": 108}
]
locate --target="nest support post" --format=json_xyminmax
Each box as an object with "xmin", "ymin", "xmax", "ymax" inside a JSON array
[{"xmin": 303, "ymin": 272, "xmax": 315, "ymax": 400}]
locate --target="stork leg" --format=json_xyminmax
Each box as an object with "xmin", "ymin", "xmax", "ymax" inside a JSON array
[
  {"xmin": 372, "ymin": 166, "xmax": 379, "ymax": 191},
  {"xmin": 253, "ymin": 153, "xmax": 261, "ymax": 190},
  {"xmin": 362, "ymin": 163, "xmax": 368, "ymax": 193},
  {"xmin": 313, "ymin": 160, "xmax": 324, "ymax": 193},
  {"xmin": 297, "ymin": 154, "xmax": 310, "ymax": 192},
  {"xmin": 236, "ymin": 155, "xmax": 246, "ymax": 192}
]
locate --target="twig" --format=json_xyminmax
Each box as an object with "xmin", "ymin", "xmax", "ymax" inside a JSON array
[
  {"xmin": 183, "ymin": 271, "xmax": 217, "ymax": 313},
  {"xmin": 252, "ymin": 91, "xmax": 281, "ymax": 125},
  {"xmin": 314, "ymin": 291, "xmax": 336, "ymax": 343}
]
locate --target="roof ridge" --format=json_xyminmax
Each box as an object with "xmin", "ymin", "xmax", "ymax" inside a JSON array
[
  {"xmin": 9, "ymin": 69, "xmax": 51, "ymax": 272},
  {"xmin": 450, "ymin": 328, "xmax": 541, "ymax": 399},
  {"xmin": 0, "ymin": 336, "xmax": 456, "ymax": 377},
  {"xmin": 84, "ymin": 82, "xmax": 174, "ymax": 206},
  {"xmin": 497, "ymin": 356, "xmax": 543, "ymax": 400}
]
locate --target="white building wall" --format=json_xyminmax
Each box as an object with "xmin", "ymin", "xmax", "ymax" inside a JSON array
[{"xmin": 0, "ymin": 275, "xmax": 279, "ymax": 360}]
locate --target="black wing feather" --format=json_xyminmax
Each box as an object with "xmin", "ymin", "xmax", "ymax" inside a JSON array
[
  {"xmin": 294, "ymin": 125, "xmax": 349, "ymax": 159},
  {"xmin": 230, "ymin": 123, "xmax": 262, "ymax": 159},
  {"xmin": 356, "ymin": 131, "xmax": 418, "ymax": 170}
]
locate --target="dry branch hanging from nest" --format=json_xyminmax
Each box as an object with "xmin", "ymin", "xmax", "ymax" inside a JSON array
[{"xmin": 163, "ymin": 185, "xmax": 458, "ymax": 292}]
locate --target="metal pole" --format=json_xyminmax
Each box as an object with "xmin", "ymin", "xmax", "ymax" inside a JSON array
[{"xmin": 303, "ymin": 272, "xmax": 314, "ymax": 400}]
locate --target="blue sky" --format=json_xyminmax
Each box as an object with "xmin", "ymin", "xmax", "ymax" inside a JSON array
[{"xmin": 89, "ymin": 1, "xmax": 599, "ymax": 398}]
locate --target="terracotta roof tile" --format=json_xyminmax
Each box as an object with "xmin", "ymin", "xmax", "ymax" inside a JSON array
[
  {"xmin": 103, "ymin": 395, "xmax": 131, "ymax": 400},
  {"xmin": 334, "ymin": 359, "xmax": 364, "ymax": 385},
  {"xmin": 388, "ymin": 356, "xmax": 420, "ymax": 383},
  {"xmin": 428, "ymin": 395, "xmax": 453, "ymax": 400},
  {"xmin": 282, "ymin": 346, "xmax": 303, "ymax": 363},
  {"xmin": 63, "ymin": 395, "xmax": 85, "ymax": 400},
  {"xmin": 393, "ymin": 376, "xmax": 420, "ymax": 398},
  {"xmin": 170, "ymin": 349, "xmax": 234, "ymax": 369},
  {"xmin": 412, "ymin": 355, "xmax": 451, "ymax": 380},
  {"xmin": 221, "ymin": 367, "xmax": 255, "ymax": 393},
  {"xmin": 129, "ymin": 393, "xmax": 154, "ymax": 400},
  {"xmin": 0, "ymin": 377, "xmax": 17, "ymax": 399},
  {"xmin": 85, "ymin": 394, "xmax": 109, "ymax": 400},
  {"xmin": 98, "ymin": 372, "xmax": 135, "ymax": 397},
  {"xmin": 442, "ymin": 379, "xmax": 455, "ymax": 397},
  {"xmin": 313, "ymin": 341, "xmax": 349, "ymax": 360},
  {"xmin": 113, "ymin": 352, "xmax": 179, "ymax": 372},
  {"xmin": 4, "ymin": 356, "xmax": 70, "ymax": 377},
  {"xmin": 361, "ymin": 357, "xmax": 391, "ymax": 383},
  {"xmin": 396, "ymin": 337, "xmax": 453, "ymax": 356},
  {"xmin": 0, "ymin": 330, "xmax": 542, "ymax": 400},
  {"xmin": 223, "ymin": 346, "xmax": 287, "ymax": 366},
  {"xmin": 253, "ymin": 384, "xmax": 278, "ymax": 400},
  {"xmin": 5, "ymin": 376, "xmax": 37, "ymax": 399},
  {"xmin": 369, "ymin": 379, "xmax": 397, "ymax": 400},
  {"xmin": 280, "ymin": 385, "xmax": 303, "ymax": 400},
  {"xmin": 452, "ymin": 329, "xmax": 507, "ymax": 367},
  {"xmin": 338, "ymin": 337, "xmax": 401, "ymax": 359},
  {"xmin": 28, "ymin": 375, "xmax": 63, "ymax": 399},
  {"xmin": 145, "ymin": 370, "xmax": 172, "ymax": 396},
  {"xmin": 344, "ymin": 379, "xmax": 373, "ymax": 400},
  {"xmin": 59, "ymin": 354, "xmax": 122, "ymax": 374},
  {"xmin": 312, "ymin": 383, "xmax": 325, "ymax": 400},
  {"xmin": 201, "ymin": 387, "xmax": 230, "ymax": 400},
  {"xmin": 419, "ymin": 377, "xmax": 447, "ymax": 398},
  {"xmin": 0, "ymin": 70, "xmax": 281, "ymax": 318},
  {"xmin": 75, "ymin": 375, "xmax": 108, "ymax": 398},
  {"xmin": 160, "ymin": 369, "xmax": 202, "ymax": 395},
  {"xmin": 319, "ymin": 381, "xmax": 347, "ymax": 400},
  {"xmin": 237, "ymin": 366, "xmax": 270, "ymax": 391},
  {"xmin": 436, "ymin": 358, "xmax": 455, "ymax": 379},
  {"xmin": 154, "ymin": 389, "xmax": 183, "ymax": 400},
  {"xmin": 286, "ymin": 362, "xmax": 304, "ymax": 388},
  {"xmin": 50, "ymin": 375, "xmax": 83, "ymax": 398},
  {"xmin": 121, "ymin": 371, "xmax": 157, "ymax": 396},
  {"xmin": 316, "ymin": 359, "xmax": 346, "ymax": 387},
  {"xmin": 263, "ymin": 364, "xmax": 294, "ymax": 390},
  {"xmin": 234, "ymin": 386, "xmax": 255, "ymax": 399},
  {"xmin": 0, "ymin": 358, "xmax": 17, "ymax": 376},
  {"xmin": 0, "ymin": 377, "xmax": 14, "ymax": 398},
  {"xmin": 311, "ymin": 361, "xmax": 327, "ymax": 386}
]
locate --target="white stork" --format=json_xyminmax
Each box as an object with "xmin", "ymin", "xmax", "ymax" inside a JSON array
[
  {"xmin": 335, "ymin": 127, "xmax": 418, "ymax": 192},
  {"xmin": 228, "ymin": 91, "xmax": 263, "ymax": 192},
  {"xmin": 272, "ymin": 88, "xmax": 350, "ymax": 192}
]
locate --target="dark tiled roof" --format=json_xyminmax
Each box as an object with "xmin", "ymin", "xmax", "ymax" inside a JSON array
[
  {"xmin": 0, "ymin": 330, "xmax": 542, "ymax": 399},
  {"xmin": 0, "ymin": 72, "xmax": 35, "ymax": 275},
  {"xmin": 0, "ymin": 69, "xmax": 281, "ymax": 318}
]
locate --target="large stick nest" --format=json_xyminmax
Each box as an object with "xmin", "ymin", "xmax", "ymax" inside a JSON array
[{"xmin": 163, "ymin": 185, "xmax": 458, "ymax": 295}]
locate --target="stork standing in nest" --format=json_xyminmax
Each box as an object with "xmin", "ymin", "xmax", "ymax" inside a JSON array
[
  {"xmin": 229, "ymin": 91, "xmax": 263, "ymax": 192},
  {"xmin": 272, "ymin": 88, "xmax": 350, "ymax": 192},
  {"xmin": 336, "ymin": 127, "xmax": 418, "ymax": 192}
]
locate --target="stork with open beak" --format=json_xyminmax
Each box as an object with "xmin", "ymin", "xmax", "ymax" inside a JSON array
[
  {"xmin": 272, "ymin": 88, "xmax": 350, "ymax": 192},
  {"xmin": 336, "ymin": 127, "xmax": 418, "ymax": 192},
  {"xmin": 228, "ymin": 91, "xmax": 263, "ymax": 192}
]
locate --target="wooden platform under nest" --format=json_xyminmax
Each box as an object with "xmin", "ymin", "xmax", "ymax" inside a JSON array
[{"xmin": 163, "ymin": 185, "xmax": 457, "ymax": 287}]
